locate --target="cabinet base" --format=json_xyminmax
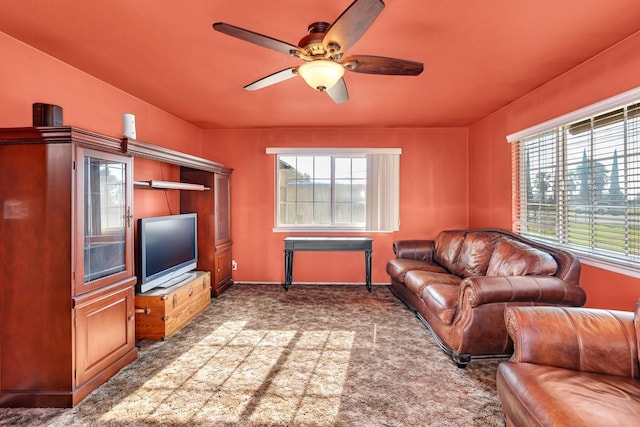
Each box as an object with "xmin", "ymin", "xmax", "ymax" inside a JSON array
[
  {"xmin": 0, "ymin": 347, "xmax": 138, "ymax": 408},
  {"xmin": 212, "ymin": 279, "xmax": 233, "ymax": 297}
]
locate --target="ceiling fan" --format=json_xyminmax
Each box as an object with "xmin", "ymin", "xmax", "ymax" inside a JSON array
[{"xmin": 212, "ymin": 0, "xmax": 423, "ymax": 104}]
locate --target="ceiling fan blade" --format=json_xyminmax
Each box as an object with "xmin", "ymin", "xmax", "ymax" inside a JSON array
[
  {"xmin": 342, "ymin": 55, "xmax": 423, "ymax": 75},
  {"xmin": 213, "ymin": 22, "xmax": 303, "ymax": 56},
  {"xmin": 244, "ymin": 68, "xmax": 298, "ymax": 91},
  {"xmin": 323, "ymin": 0, "xmax": 385, "ymax": 55},
  {"xmin": 326, "ymin": 78, "xmax": 349, "ymax": 104}
]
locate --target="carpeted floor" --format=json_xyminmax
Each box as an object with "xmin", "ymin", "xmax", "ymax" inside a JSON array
[{"xmin": 0, "ymin": 284, "xmax": 504, "ymax": 426}]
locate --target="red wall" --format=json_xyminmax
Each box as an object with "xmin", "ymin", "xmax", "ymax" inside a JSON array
[
  {"xmin": 0, "ymin": 33, "xmax": 202, "ymax": 152},
  {"xmin": 202, "ymin": 128, "xmax": 469, "ymax": 284},
  {"xmin": 468, "ymin": 31, "xmax": 640, "ymax": 310},
  {"xmin": 1, "ymin": 31, "xmax": 470, "ymax": 287},
  {"xmin": 0, "ymin": 32, "xmax": 200, "ymax": 222},
  {"xmin": 6, "ymin": 25, "xmax": 637, "ymax": 308}
]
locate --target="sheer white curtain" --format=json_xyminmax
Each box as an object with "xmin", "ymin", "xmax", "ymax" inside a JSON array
[{"xmin": 366, "ymin": 153, "xmax": 400, "ymax": 232}]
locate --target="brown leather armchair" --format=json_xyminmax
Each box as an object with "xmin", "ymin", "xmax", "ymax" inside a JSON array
[{"xmin": 497, "ymin": 304, "xmax": 640, "ymax": 426}]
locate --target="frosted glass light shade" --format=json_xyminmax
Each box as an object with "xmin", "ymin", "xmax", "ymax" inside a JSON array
[{"xmin": 298, "ymin": 60, "xmax": 345, "ymax": 91}]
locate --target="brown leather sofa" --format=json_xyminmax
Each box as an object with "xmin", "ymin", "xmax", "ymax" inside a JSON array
[
  {"xmin": 386, "ymin": 229, "xmax": 586, "ymax": 367},
  {"xmin": 497, "ymin": 304, "xmax": 640, "ymax": 426}
]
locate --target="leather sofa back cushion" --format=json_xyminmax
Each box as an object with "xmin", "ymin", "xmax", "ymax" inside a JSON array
[
  {"xmin": 434, "ymin": 230, "xmax": 467, "ymax": 272},
  {"xmin": 453, "ymin": 231, "xmax": 500, "ymax": 278},
  {"xmin": 487, "ymin": 239, "xmax": 558, "ymax": 276}
]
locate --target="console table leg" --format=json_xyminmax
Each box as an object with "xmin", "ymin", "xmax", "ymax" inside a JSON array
[
  {"xmin": 365, "ymin": 250, "xmax": 372, "ymax": 292},
  {"xmin": 284, "ymin": 250, "xmax": 293, "ymax": 291}
]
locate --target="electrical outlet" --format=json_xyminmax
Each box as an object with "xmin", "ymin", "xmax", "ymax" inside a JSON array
[{"xmin": 232, "ymin": 260, "xmax": 238, "ymax": 270}]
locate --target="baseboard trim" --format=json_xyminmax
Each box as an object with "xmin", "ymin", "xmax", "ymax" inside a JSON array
[{"xmin": 233, "ymin": 281, "xmax": 389, "ymax": 286}]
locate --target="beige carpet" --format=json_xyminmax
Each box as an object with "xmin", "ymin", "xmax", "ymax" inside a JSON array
[{"xmin": 0, "ymin": 284, "xmax": 504, "ymax": 426}]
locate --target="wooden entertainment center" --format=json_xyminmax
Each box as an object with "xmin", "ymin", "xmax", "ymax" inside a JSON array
[{"xmin": 0, "ymin": 126, "xmax": 232, "ymax": 407}]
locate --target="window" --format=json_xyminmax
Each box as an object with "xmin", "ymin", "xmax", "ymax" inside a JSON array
[
  {"xmin": 509, "ymin": 87, "xmax": 640, "ymax": 275},
  {"xmin": 267, "ymin": 148, "xmax": 400, "ymax": 232}
]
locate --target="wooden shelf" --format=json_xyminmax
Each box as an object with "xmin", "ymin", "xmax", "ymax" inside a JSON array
[{"xmin": 134, "ymin": 180, "xmax": 210, "ymax": 191}]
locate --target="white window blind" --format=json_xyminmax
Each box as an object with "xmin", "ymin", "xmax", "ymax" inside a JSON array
[
  {"xmin": 511, "ymin": 94, "xmax": 640, "ymax": 275},
  {"xmin": 267, "ymin": 147, "xmax": 401, "ymax": 232}
]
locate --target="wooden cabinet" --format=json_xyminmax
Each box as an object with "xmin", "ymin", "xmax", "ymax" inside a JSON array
[
  {"xmin": 75, "ymin": 285, "xmax": 136, "ymax": 388},
  {"xmin": 0, "ymin": 127, "xmax": 137, "ymax": 407},
  {"xmin": 214, "ymin": 242, "xmax": 233, "ymax": 294},
  {"xmin": 213, "ymin": 172, "xmax": 233, "ymax": 295},
  {"xmin": 181, "ymin": 168, "xmax": 233, "ymax": 297},
  {"xmin": 135, "ymin": 271, "xmax": 211, "ymax": 340}
]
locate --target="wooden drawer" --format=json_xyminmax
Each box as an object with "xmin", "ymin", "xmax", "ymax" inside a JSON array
[{"xmin": 135, "ymin": 271, "xmax": 210, "ymax": 340}]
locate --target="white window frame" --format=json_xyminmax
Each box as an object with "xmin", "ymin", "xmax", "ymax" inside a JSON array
[
  {"xmin": 508, "ymin": 86, "xmax": 640, "ymax": 278},
  {"xmin": 266, "ymin": 147, "xmax": 401, "ymax": 232}
]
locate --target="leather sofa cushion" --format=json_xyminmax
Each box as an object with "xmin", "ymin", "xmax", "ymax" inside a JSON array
[
  {"xmin": 487, "ymin": 239, "xmax": 558, "ymax": 276},
  {"xmin": 453, "ymin": 231, "xmax": 500, "ymax": 278},
  {"xmin": 386, "ymin": 259, "xmax": 448, "ymax": 282},
  {"xmin": 506, "ymin": 306, "xmax": 636, "ymax": 376},
  {"xmin": 434, "ymin": 230, "xmax": 467, "ymax": 273},
  {"xmin": 404, "ymin": 270, "xmax": 462, "ymax": 296},
  {"xmin": 422, "ymin": 284, "xmax": 459, "ymax": 325},
  {"xmin": 497, "ymin": 362, "xmax": 640, "ymax": 426}
]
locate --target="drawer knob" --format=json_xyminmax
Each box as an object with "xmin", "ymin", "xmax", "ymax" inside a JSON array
[{"xmin": 135, "ymin": 307, "xmax": 151, "ymax": 316}]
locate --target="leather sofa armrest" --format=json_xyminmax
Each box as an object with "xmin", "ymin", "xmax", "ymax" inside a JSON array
[
  {"xmin": 504, "ymin": 306, "xmax": 638, "ymax": 378},
  {"xmin": 460, "ymin": 275, "xmax": 586, "ymax": 307},
  {"xmin": 393, "ymin": 240, "xmax": 435, "ymax": 261}
]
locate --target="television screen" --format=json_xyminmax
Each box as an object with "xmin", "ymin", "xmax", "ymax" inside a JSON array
[{"xmin": 137, "ymin": 213, "xmax": 198, "ymax": 293}]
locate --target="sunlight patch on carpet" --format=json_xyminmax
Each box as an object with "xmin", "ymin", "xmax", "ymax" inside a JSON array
[
  {"xmin": 98, "ymin": 321, "xmax": 354, "ymax": 425},
  {"xmin": 249, "ymin": 330, "xmax": 355, "ymax": 425}
]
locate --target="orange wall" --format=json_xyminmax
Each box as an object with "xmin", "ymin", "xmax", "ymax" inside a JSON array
[
  {"xmin": 0, "ymin": 32, "xmax": 200, "ymax": 222},
  {"xmin": 468, "ymin": 31, "xmax": 640, "ymax": 310},
  {"xmin": 202, "ymin": 128, "xmax": 469, "ymax": 284},
  {"xmin": 0, "ymin": 33, "xmax": 202, "ymax": 152},
  {"xmin": 10, "ymin": 24, "xmax": 637, "ymax": 307},
  {"xmin": 1, "ymin": 31, "xmax": 470, "ymax": 287}
]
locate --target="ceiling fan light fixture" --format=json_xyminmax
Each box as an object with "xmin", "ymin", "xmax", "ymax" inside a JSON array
[{"xmin": 298, "ymin": 60, "xmax": 345, "ymax": 92}]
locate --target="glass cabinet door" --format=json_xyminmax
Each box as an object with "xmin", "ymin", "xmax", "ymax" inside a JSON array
[
  {"xmin": 75, "ymin": 148, "xmax": 133, "ymax": 295},
  {"xmin": 215, "ymin": 173, "xmax": 231, "ymax": 245}
]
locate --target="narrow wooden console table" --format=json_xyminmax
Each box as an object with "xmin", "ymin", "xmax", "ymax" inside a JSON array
[{"xmin": 283, "ymin": 237, "xmax": 373, "ymax": 291}]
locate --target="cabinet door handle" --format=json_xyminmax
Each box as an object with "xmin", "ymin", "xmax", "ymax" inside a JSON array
[
  {"xmin": 202, "ymin": 278, "xmax": 207, "ymax": 290},
  {"xmin": 172, "ymin": 294, "xmax": 178, "ymax": 308},
  {"xmin": 188, "ymin": 285, "xmax": 193, "ymax": 297}
]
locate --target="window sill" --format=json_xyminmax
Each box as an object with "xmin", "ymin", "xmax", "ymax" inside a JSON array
[
  {"xmin": 578, "ymin": 254, "xmax": 640, "ymax": 279},
  {"xmin": 273, "ymin": 226, "xmax": 366, "ymax": 233}
]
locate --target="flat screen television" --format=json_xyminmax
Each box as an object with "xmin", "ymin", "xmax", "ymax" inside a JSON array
[{"xmin": 137, "ymin": 213, "xmax": 198, "ymax": 293}]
